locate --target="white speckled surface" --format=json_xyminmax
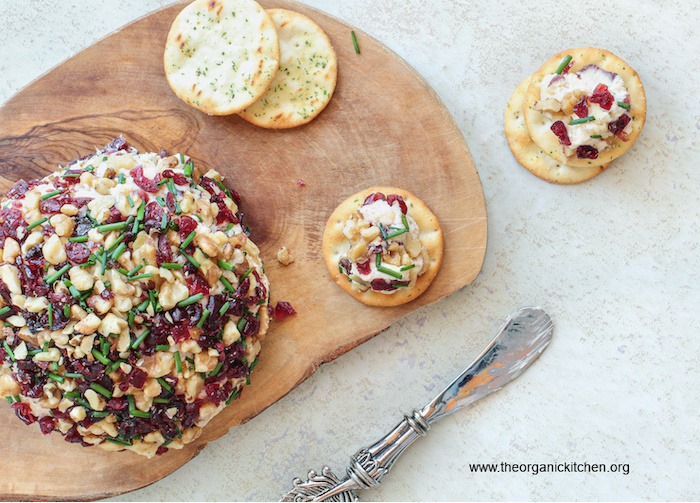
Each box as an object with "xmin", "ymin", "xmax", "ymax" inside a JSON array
[{"xmin": 1, "ymin": 0, "xmax": 699, "ymax": 500}]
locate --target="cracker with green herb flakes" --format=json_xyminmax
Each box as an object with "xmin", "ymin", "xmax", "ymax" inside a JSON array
[
  {"xmin": 323, "ymin": 187, "xmax": 443, "ymax": 307},
  {"xmin": 505, "ymin": 75, "xmax": 609, "ymax": 184},
  {"xmin": 239, "ymin": 9, "xmax": 337, "ymax": 129},
  {"xmin": 523, "ymin": 47, "xmax": 646, "ymax": 169},
  {"xmin": 164, "ymin": 0, "xmax": 280, "ymax": 116}
]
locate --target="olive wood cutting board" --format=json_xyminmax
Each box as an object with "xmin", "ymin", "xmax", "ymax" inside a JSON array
[{"xmin": 0, "ymin": 1, "xmax": 487, "ymax": 499}]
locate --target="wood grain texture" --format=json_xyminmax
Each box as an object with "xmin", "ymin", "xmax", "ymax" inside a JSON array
[{"xmin": 0, "ymin": 1, "xmax": 486, "ymax": 500}]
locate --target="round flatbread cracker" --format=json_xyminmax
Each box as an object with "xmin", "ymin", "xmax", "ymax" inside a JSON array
[
  {"xmin": 164, "ymin": 0, "xmax": 280, "ymax": 116},
  {"xmin": 322, "ymin": 187, "xmax": 443, "ymax": 307},
  {"xmin": 523, "ymin": 47, "xmax": 646, "ymax": 168},
  {"xmin": 505, "ymin": 75, "xmax": 609, "ymax": 184},
  {"xmin": 239, "ymin": 9, "xmax": 338, "ymax": 128}
]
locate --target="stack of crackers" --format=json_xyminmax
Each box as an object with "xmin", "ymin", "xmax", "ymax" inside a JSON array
[
  {"xmin": 504, "ymin": 48, "xmax": 646, "ymax": 184},
  {"xmin": 164, "ymin": 0, "xmax": 338, "ymax": 129}
]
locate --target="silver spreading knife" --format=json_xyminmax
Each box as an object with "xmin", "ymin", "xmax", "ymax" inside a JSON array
[{"xmin": 280, "ymin": 306, "xmax": 554, "ymax": 502}]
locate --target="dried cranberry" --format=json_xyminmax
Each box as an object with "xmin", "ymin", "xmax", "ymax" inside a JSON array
[
  {"xmin": 186, "ymin": 272, "xmax": 209, "ymax": 296},
  {"xmin": 104, "ymin": 137, "xmax": 129, "ymax": 153},
  {"xmin": 0, "ymin": 208, "xmax": 27, "ymax": 241},
  {"xmin": 204, "ymin": 381, "xmax": 228, "ymax": 405},
  {"xmin": 356, "ymin": 260, "xmax": 371, "ymax": 275},
  {"xmin": 165, "ymin": 192, "xmax": 176, "ymax": 213},
  {"xmin": 171, "ymin": 325, "xmax": 191, "ymax": 343},
  {"xmin": 608, "ymin": 114, "xmax": 631, "ymax": 137},
  {"xmin": 550, "ymin": 121, "xmax": 571, "ymax": 146},
  {"xmin": 273, "ymin": 301, "xmax": 296, "ymax": 320},
  {"xmin": 177, "ymin": 216, "xmax": 198, "ymax": 241},
  {"xmin": 104, "ymin": 206, "xmax": 125, "ymax": 224},
  {"xmin": 589, "ymin": 83, "xmax": 614, "ymax": 110},
  {"xmin": 130, "ymin": 165, "xmax": 159, "ymax": 193},
  {"xmin": 65, "ymin": 242, "xmax": 91, "ymax": 264},
  {"xmin": 576, "ymin": 145, "xmax": 599, "ymax": 159},
  {"xmin": 339, "ymin": 258, "xmax": 351, "ymax": 275},
  {"xmin": 143, "ymin": 201, "xmax": 165, "ymax": 231},
  {"xmin": 562, "ymin": 59, "xmax": 574, "ymax": 74},
  {"xmin": 6, "ymin": 180, "xmax": 29, "ymax": 199},
  {"xmin": 363, "ymin": 192, "xmax": 386, "ymax": 205},
  {"xmin": 238, "ymin": 315, "xmax": 260, "ymax": 337},
  {"xmin": 38, "ymin": 416, "xmax": 56, "ymax": 435},
  {"xmin": 107, "ymin": 397, "xmax": 128, "ymax": 411},
  {"xmin": 12, "ymin": 402, "xmax": 36, "ymax": 425},
  {"xmin": 181, "ymin": 401, "xmax": 201, "ymax": 429},
  {"xmin": 386, "ymin": 194, "xmax": 408, "ymax": 214},
  {"xmin": 573, "ymin": 96, "xmax": 589, "ymax": 118},
  {"xmin": 199, "ymin": 177, "xmax": 218, "ymax": 195},
  {"xmin": 156, "ymin": 234, "xmax": 173, "ymax": 266},
  {"xmin": 39, "ymin": 193, "xmax": 72, "ymax": 214},
  {"xmin": 211, "ymin": 194, "xmax": 238, "ymax": 225},
  {"xmin": 161, "ymin": 169, "xmax": 188, "ymax": 186},
  {"xmin": 156, "ymin": 446, "xmax": 169, "ymax": 456},
  {"xmin": 126, "ymin": 367, "xmax": 147, "ymax": 389},
  {"xmin": 370, "ymin": 279, "xmax": 398, "ymax": 291},
  {"xmin": 296, "ymin": 179, "xmax": 306, "ymax": 188}
]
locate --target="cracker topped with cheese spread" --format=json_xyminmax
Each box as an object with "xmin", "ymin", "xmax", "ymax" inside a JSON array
[
  {"xmin": 523, "ymin": 48, "xmax": 646, "ymax": 169},
  {"xmin": 164, "ymin": 0, "xmax": 280, "ymax": 115},
  {"xmin": 322, "ymin": 187, "xmax": 443, "ymax": 307},
  {"xmin": 0, "ymin": 138, "xmax": 270, "ymax": 457}
]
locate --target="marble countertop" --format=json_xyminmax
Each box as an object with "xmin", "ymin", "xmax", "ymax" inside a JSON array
[{"xmin": 1, "ymin": 0, "xmax": 698, "ymax": 500}]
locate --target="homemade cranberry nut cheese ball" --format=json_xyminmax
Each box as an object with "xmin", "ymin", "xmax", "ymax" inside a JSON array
[
  {"xmin": 506, "ymin": 47, "xmax": 646, "ymax": 183},
  {"xmin": 0, "ymin": 138, "xmax": 270, "ymax": 457},
  {"xmin": 323, "ymin": 187, "xmax": 443, "ymax": 307}
]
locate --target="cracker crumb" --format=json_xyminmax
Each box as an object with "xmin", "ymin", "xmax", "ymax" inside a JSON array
[{"xmin": 276, "ymin": 246, "xmax": 295, "ymax": 266}]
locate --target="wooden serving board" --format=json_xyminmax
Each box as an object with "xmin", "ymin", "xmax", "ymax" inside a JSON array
[{"xmin": 0, "ymin": 1, "xmax": 486, "ymax": 500}]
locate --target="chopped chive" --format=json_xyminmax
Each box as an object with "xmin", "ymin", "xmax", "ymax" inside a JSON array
[
  {"xmin": 555, "ymin": 55, "xmax": 572, "ymax": 74},
  {"xmin": 91, "ymin": 348, "xmax": 111, "ymax": 366},
  {"xmin": 126, "ymin": 195, "xmax": 134, "ymax": 208},
  {"xmin": 178, "ymin": 293, "xmax": 203, "ymax": 307},
  {"xmin": 377, "ymin": 265, "xmax": 404, "ymax": 280},
  {"xmin": 6, "ymin": 396, "xmax": 14, "ymax": 404},
  {"xmin": 378, "ymin": 224, "xmax": 388, "ymax": 240},
  {"xmin": 127, "ymin": 311, "xmax": 135, "ymax": 328},
  {"xmin": 90, "ymin": 382, "xmax": 113, "ymax": 399},
  {"xmin": 63, "ymin": 372, "xmax": 84, "ymax": 379},
  {"xmin": 45, "ymin": 264, "xmax": 71, "ymax": 285},
  {"xmin": 64, "ymin": 390, "xmax": 80, "ymax": 399},
  {"xmin": 137, "ymin": 201, "xmax": 146, "ymax": 220},
  {"xmin": 375, "ymin": 253, "xmax": 381, "ymax": 267},
  {"xmin": 385, "ymin": 229, "xmax": 407, "ymax": 239},
  {"xmin": 155, "ymin": 344, "xmax": 170, "ymax": 352},
  {"xmin": 225, "ymin": 223, "xmax": 234, "ymax": 232},
  {"xmin": 99, "ymin": 248, "xmax": 108, "ymax": 275},
  {"xmin": 68, "ymin": 235, "xmax": 89, "ymax": 243},
  {"xmin": 111, "ymin": 242, "xmax": 127, "ymax": 261},
  {"xmin": 156, "ymin": 178, "xmax": 169, "ymax": 186},
  {"xmin": 218, "ymin": 301, "xmax": 230, "ymax": 316},
  {"xmin": 400, "ymin": 264, "xmax": 416, "ymax": 271},
  {"xmin": 178, "ymin": 154, "xmax": 185, "ymax": 164},
  {"xmin": 106, "ymin": 234, "xmax": 125, "ymax": 254},
  {"xmin": 129, "ymin": 273, "xmax": 154, "ymax": 281},
  {"xmin": 218, "ymin": 260, "xmax": 234, "ymax": 271},
  {"xmin": 97, "ymin": 221, "xmax": 129, "ymax": 233},
  {"xmin": 196, "ymin": 309, "xmax": 210, "ymax": 329},
  {"xmin": 160, "ymin": 213, "xmax": 168, "ymax": 230},
  {"xmin": 118, "ymin": 172, "xmax": 126, "ymax": 184},
  {"xmin": 161, "ymin": 262, "xmax": 183, "ymax": 269},
  {"xmin": 184, "ymin": 162, "xmax": 193, "ymax": 177},
  {"xmin": 41, "ymin": 189, "xmax": 62, "ymax": 200},
  {"xmin": 180, "ymin": 230, "xmax": 197, "ymax": 250},
  {"xmin": 106, "ymin": 437, "xmax": 132, "ymax": 446},
  {"xmin": 590, "ymin": 134, "xmax": 603, "ymax": 138},
  {"xmin": 237, "ymin": 317, "xmax": 247, "ymax": 333},
  {"xmin": 166, "ymin": 177, "xmax": 177, "ymax": 194},
  {"xmin": 91, "ymin": 411, "xmax": 111, "ymax": 418},
  {"xmin": 401, "ymin": 214, "xmax": 410, "ymax": 231},
  {"xmin": 157, "ymin": 377, "xmax": 173, "ymax": 392},
  {"xmin": 27, "ymin": 217, "xmax": 48, "ymax": 231},
  {"xmin": 63, "ymin": 304, "xmax": 71, "ymax": 319},
  {"xmin": 48, "ymin": 303, "xmax": 54, "ymax": 329},
  {"xmin": 51, "ymin": 361, "xmax": 59, "ymax": 372},
  {"xmin": 617, "ymin": 101, "xmax": 630, "ymax": 109},
  {"xmin": 108, "ymin": 359, "xmax": 124, "ymax": 373},
  {"xmin": 220, "ymin": 276, "xmax": 235, "ymax": 293},
  {"xmin": 130, "ymin": 329, "xmax": 151, "ymax": 350},
  {"xmin": 127, "ymin": 395, "xmax": 152, "ymax": 418},
  {"xmin": 100, "ymin": 337, "xmax": 110, "ymax": 356},
  {"xmin": 181, "ymin": 251, "xmax": 200, "ymax": 268},
  {"xmin": 155, "ymin": 196, "xmax": 166, "ymax": 207},
  {"xmin": 136, "ymin": 298, "xmax": 150, "ymax": 312},
  {"xmin": 249, "ymin": 358, "xmax": 259, "ymax": 371},
  {"xmin": 3, "ymin": 342, "xmax": 15, "ymax": 362},
  {"xmin": 209, "ymin": 361, "xmax": 223, "ymax": 377},
  {"xmin": 240, "ymin": 267, "xmax": 253, "ymax": 281},
  {"xmin": 226, "ymin": 388, "xmax": 240, "ymax": 405},
  {"xmin": 351, "ymin": 30, "xmax": 360, "ymax": 54},
  {"xmin": 84, "ymin": 165, "xmax": 94, "ymax": 172},
  {"xmin": 131, "ymin": 218, "xmax": 140, "ymax": 235},
  {"xmin": 0, "ymin": 306, "xmax": 10, "ymax": 316},
  {"xmin": 570, "ymin": 116, "xmax": 595, "ymax": 125},
  {"xmin": 153, "ymin": 397, "xmax": 170, "ymax": 404},
  {"xmin": 75, "ymin": 397, "xmax": 92, "ymax": 410},
  {"xmin": 174, "ymin": 351, "xmax": 183, "ymax": 373},
  {"xmin": 127, "ymin": 264, "xmax": 144, "ymax": 277},
  {"xmin": 63, "ymin": 172, "xmax": 81, "ymax": 178}
]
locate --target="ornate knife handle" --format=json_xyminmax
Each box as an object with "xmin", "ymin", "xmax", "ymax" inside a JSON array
[{"xmin": 281, "ymin": 307, "xmax": 553, "ymax": 502}]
